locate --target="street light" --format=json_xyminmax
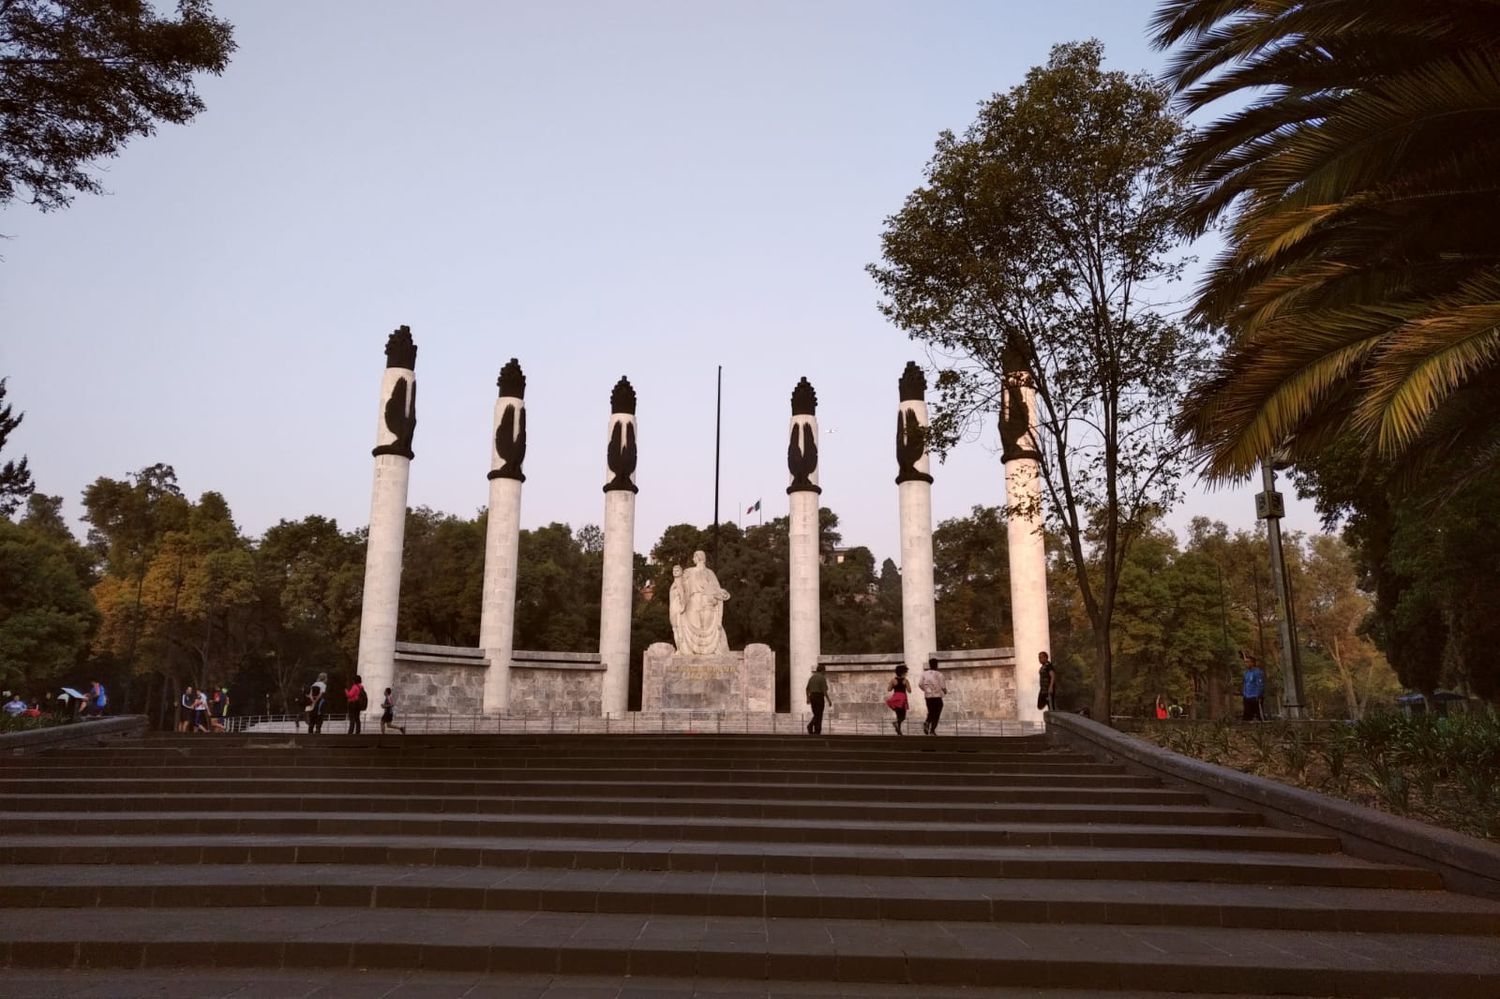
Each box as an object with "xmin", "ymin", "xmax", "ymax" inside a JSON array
[{"xmin": 1256, "ymin": 457, "xmax": 1307, "ymax": 719}]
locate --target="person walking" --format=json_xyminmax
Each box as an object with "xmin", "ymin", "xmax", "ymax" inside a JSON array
[
  {"xmin": 307, "ymin": 673, "xmax": 328, "ymax": 734},
  {"xmin": 191, "ymin": 688, "xmax": 209, "ymax": 733},
  {"xmin": 86, "ymin": 680, "xmax": 107, "ymax": 718},
  {"xmin": 919, "ymin": 656, "xmax": 946, "ymax": 735},
  {"xmin": 1241, "ymin": 653, "xmax": 1266, "ymax": 722},
  {"xmin": 178, "ymin": 685, "xmax": 196, "ymax": 733},
  {"xmin": 380, "ymin": 687, "xmax": 406, "ymax": 735},
  {"xmin": 1037, "ymin": 652, "xmax": 1057, "ymax": 712},
  {"xmin": 885, "ymin": 666, "xmax": 912, "ymax": 735},
  {"xmin": 345, "ymin": 675, "xmax": 366, "ymax": 735},
  {"xmin": 805, "ymin": 664, "xmax": 831, "ymax": 735}
]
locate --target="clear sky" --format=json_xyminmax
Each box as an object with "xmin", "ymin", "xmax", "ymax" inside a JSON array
[{"xmin": 1, "ymin": 0, "xmax": 1322, "ymax": 563}]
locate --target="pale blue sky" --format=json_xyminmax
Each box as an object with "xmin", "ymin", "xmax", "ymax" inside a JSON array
[{"xmin": 1, "ymin": 0, "xmax": 1319, "ymax": 562}]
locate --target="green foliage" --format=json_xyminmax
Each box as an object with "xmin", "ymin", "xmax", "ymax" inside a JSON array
[
  {"xmin": 1143, "ymin": 712, "xmax": 1500, "ymax": 839},
  {"xmin": 0, "ymin": 379, "xmax": 34, "ymax": 517},
  {"xmin": 1154, "ymin": 0, "xmax": 1500, "ymax": 478},
  {"xmin": 869, "ymin": 40, "xmax": 1212, "ymax": 719},
  {"xmin": 0, "ymin": 516, "xmax": 97, "ymax": 690},
  {"xmin": 0, "ymin": 0, "xmax": 236, "ymax": 211}
]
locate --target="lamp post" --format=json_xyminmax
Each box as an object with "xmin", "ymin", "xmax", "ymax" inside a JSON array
[{"xmin": 1256, "ymin": 459, "xmax": 1306, "ymax": 719}]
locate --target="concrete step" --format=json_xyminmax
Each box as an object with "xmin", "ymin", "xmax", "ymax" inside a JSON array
[
  {"xmin": 0, "ymin": 810, "xmax": 1332, "ymax": 852},
  {"xmin": 1, "ymin": 864, "xmax": 1490, "ymax": 933},
  {"xmin": 0, "ymin": 765, "xmax": 1163, "ymax": 786},
  {"xmin": 0, "ymin": 968, "xmax": 1305, "ymax": 999},
  {"xmin": 1, "ymin": 906, "xmax": 1495, "ymax": 995},
  {"xmin": 0, "ymin": 792, "xmax": 1262, "ymax": 826},
  {"xmin": 0, "ymin": 775, "xmax": 1203, "ymax": 805},
  {"xmin": 0, "ymin": 834, "xmax": 1437, "ymax": 887}
]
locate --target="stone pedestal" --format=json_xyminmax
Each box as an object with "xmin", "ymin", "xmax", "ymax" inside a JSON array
[{"xmin": 642, "ymin": 643, "xmax": 775, "ymax": 713}]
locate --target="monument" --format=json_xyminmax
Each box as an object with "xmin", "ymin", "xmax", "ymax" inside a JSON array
[
  {"xmin": 642, "ymin": 549, "xmax": 774, "ymax": 712},
  {"xmin": 1001, "ymin": 339, "xmax": 1049, "ymax": 723},
  {"xmin": 786, "ymin": 377, "xmax": 821, "ymax": 706},
  {"xmin": 352, "ymin": 333, "xmax": 1042, "ymax": 728},
  {"xmin": 355, "ymin": 327, "xmax": 418, "ymax": 703},
  {"xmin": 479, "ymin": 359, "xmax": 527, "ymax": 714}
]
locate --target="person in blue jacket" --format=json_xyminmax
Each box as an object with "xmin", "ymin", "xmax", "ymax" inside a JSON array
[{"xmin": 1241, "ymin": 653, "xmax": 1266, "ymax": 722}]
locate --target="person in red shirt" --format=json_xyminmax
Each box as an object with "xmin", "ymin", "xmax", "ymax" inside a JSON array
[
  {"xmin": 345, "ymin": 675, "xmax": 366, "ymax": 735},
  {"xmin": 1155, "ymin": 695, "xmax": 1169, "ymax": 720}
]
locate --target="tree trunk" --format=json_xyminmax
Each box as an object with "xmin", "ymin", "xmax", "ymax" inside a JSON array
[{"xmin": 1092, "ymin": 629, "xmax": 1113, "ymax": 721}]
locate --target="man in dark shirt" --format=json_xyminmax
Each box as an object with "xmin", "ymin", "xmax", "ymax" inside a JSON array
[{"xmin": 805, "ymin": 665, "xmax": 831, "ymax": 734}]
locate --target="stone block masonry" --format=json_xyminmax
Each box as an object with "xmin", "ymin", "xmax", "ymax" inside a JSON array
[
  {"xmin": 818, "ymin": 648, "xmax": 1016, "ymax": 722},
  {"xmin": 393, "ymin": 644, "xmax": 602, "ymax": 717},
  {"xmin": 641, "ymin": 643, "xmax": 775, "ymax": 713}
]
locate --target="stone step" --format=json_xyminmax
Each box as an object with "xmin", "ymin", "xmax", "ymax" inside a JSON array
[
  {"xmin": 0, "ymin": 834, "xmax": 1436, "ymax": 887},
  {"xmin": 0, "ymin": 776, "xmax": 1206, "ymax": 805},
  {"xmin": 0, "ymin": 765, "xmax": 1162, "ymax": 786},
  {"xmin": 2, "ymin": 864, "xmax": 1491, "ymax": 934},
  {"xmin": 0, "ymin": 811, "xmax": 1332, "ymax": 852},
  {"xmin": 135, "ymin": 729, "xmax": 1056, "ymax": 744},
  {"xmin": 25, "ymin": 744, "xmax": 1081, "ymax": 763},
  {"xmin": 0, "ymin": 968, "xmax": 1303, "ymax": 999},
  {"xmin": 0, "ymin": 792, "xmax": 1261, "ymax": 826},
  {"xmin": 1, "ymin": 906, "xmax": 1494, "ymax": 995}
]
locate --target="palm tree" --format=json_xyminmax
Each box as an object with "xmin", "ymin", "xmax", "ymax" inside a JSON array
[{"xmin": 1152, "ymin": 1, "xmax": 1500, "ymax": 480}]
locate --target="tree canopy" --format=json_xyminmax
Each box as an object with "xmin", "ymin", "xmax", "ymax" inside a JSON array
[
  {"xmin": 1153, "ymin": 0, "xmax": 1500, "ymax": 480},
  {"xmin": 869, "ymin": 40, "xmax": 1213, "ymax": 718},
  {"xmin": 1, "ymin": 0, "xmax": 235, "ymax": 211}
]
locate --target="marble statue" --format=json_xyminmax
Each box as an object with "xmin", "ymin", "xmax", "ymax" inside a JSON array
[
  {"xmin": 674, "ymin": 550, "xmax": 730, "ymax": 655},
  {"xmin": 668, "ymin": 565, "xmax": 687, "ymax": 650}
]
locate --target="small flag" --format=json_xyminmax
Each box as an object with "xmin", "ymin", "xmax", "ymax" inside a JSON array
[{"xmin": 746, "ymin": 499, "xmax": 761, "ymax": 514}]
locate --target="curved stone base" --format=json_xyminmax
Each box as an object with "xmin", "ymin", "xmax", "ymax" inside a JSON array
[{"xmin": 642, "ymin": 642, "xmax": 775, "ymax": 713}]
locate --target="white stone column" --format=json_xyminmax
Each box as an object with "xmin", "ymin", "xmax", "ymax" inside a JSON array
[
  {"xmin": 896, "ymin": 363, "xmax": 937, "ymax": 679},
  {"xmin": 786, "ymin": 377, "xmax": 821, "ymax": 711},
  {"xmin": 480, "ymin": 359, "xmax": 527, "ymax": 715},
  {"xmin": 356, "ymin": 326, "xmax": 418, "ymax": 707},
  {"xmin": 598, "ymin": 377, "xmax": 638, "ymax": 717},
  {"xmin": 1002, "ymin": 360, "xmax": 1050, "ymax": 725}
]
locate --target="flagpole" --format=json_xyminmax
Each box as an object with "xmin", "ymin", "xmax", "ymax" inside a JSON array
[{"xmin": 713, "ymin": 365, "xmax": 722, "ymax": 568}]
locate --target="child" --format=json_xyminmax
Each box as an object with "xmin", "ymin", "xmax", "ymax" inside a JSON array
[{"xmin": 380, "ymin": 687, "xmax": 406, "ymax": 735}]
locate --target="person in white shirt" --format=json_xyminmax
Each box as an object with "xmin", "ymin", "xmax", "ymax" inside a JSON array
[
  {"xmin": 919, "ymin": 656, "xmax": 948, "ymax": 735},
  {"xmin": 3, "ymin": 696, "xmax": 27, "ymax": 717}
]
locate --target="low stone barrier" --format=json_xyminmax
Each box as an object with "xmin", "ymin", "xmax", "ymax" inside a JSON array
[
  {"xmin": 0, "ymin": 715, "xmax": 147, "ymax": 755},
  {"xmin": 1046, "ymin": 710, "xmax": 1500, "ymax": 899}
]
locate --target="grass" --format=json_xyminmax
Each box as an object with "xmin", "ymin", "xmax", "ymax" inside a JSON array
[{"xmin": 1134, "ymin": 711, "xmax": 1500, "ymax": 841}]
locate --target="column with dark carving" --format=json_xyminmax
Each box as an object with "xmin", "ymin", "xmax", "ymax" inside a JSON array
[
  {"xmin": 1000, "ymin": 340, "xmax": 1049, "ymax": 724},
  {"xmin": 480, "ymin": 359, "xmax": 527, "ymax": 715},
  {"xmin": 896, "ymin": 362, "xmax": 937, "ymax": 683},
  {"xmin": 598, "ymin": 377, "xmax": 638, "ymax": 716},
  {"xmin": 786, "ymin": 377, "xmax": 821, "ymax": 711},
  {"xmin": 356, "ymin": 326, "xmax": 418, "ymax": 709}
]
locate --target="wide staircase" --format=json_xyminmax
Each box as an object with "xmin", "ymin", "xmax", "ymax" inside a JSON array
[{"xmin": 0, "ymin": 733, "xmax": 1497, "ymax": 997}]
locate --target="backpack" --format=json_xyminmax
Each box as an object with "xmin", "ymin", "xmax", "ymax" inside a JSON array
[{"xmin": 355, "ymin": 687, "xmax": 369, "ymax": 711}]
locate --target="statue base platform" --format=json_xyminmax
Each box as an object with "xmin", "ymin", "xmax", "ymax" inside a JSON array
[{"xmin": 641, "ymin": 642, "xmax": 775, "ymax": 713}]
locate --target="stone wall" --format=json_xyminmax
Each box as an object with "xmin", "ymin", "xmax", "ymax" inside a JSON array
[
  {"xmin": 390, "ymin": 654, "xmax": 483, "ymax": 708},
  {"xmin": 509, "ymin": 651, "xmax": 605, "ymax": 717},
  {"xmin": 393, "ymin": 644, "xmax": 603, "ymax": 717},
  {"xmin": 817, "ymin": 648, "xmax": 1017, "ymax": 722}
]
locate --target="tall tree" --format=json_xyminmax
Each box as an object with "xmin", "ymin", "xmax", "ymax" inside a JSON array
[
  {"xmin": 0, "ymin": 378, "xmax": 33, "ymax": 516},
  {"xmin": 869, "ymin": 41, "xmax": 1211, "ymax": 719},
  {"xmin": 932, "ymin": 505, "xmax": 1010, "ymax": 650},
  {"xmin": 1154, "ymin": 1, "xmax": 1500, "ymax": 479},
  {"xmin": 0, "ymin": 510, "xmax": 97, "ymax": 690},
  {"xmin": 1, "ymin": 0, "xmax": 236, "ymax": 211}
]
